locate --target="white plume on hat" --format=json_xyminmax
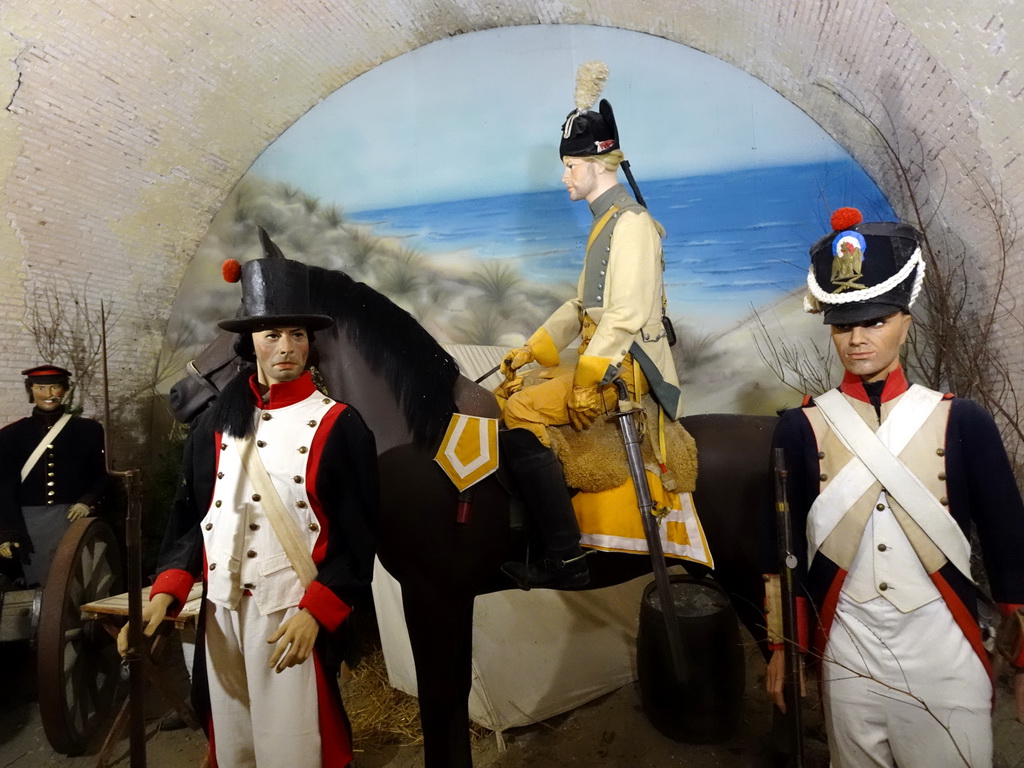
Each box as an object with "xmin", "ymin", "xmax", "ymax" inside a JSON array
[{"xmin": 574, "ymin": 61, "xmax": 609, "ymax": 111}]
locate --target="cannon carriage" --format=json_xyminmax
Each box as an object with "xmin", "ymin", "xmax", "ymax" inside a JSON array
[{"xmin": 0, "ymin": 516, "xmax": 123, "ymax": 755}]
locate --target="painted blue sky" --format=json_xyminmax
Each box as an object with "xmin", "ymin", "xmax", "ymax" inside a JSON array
[{"xmin": 251, "ymin": 25, "xmax": 850, "ymax": 211}]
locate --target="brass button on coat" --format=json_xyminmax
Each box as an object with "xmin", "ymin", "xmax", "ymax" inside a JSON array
[
  {"xmin": 205, "ymin": 523, "xmax": 213, "ymax": 531},
  {"xmin": 209, "ymin": 563, "xmax": 217, "ymax": 571},
  {"xmin": 217, "ymin": 471, "xmax": 225, "ymax": 479},
  {"xmin": 879, "ymin": 582, "xmax": 888, "ymax": 591},
  {"xmin": 256, "ymin": 440, "xmax": 266, "ymax": 448},
  {"xmin": 293, "ymin": 476, "xmax": 303, "ymax": 484},
  {"xmin": 819, "ymin": 473, "xmax": 828, "ymax": 482},
  {"xmin": 249, "ymin": 522, "xmax": 260, "ymax": 531},
  {"xmin": 252, "ymin": 494, "xmax": 261, "ymax": 502},
  {"xmin": 298, "ymin": 446, "xmax": 308, "ymax": 454},
  {"xmin": 309, "ymin": 523, "xmax": 319, "ymax": 532},
  {"xmin": 876, "ymin": 503, "xmax": 885, "ymax": 511},
  {"xmin": 296, "ymin": 500, "xmax": 308, "ymax": 509},
  {"xmin": 307, "ymin": 420, "xmax": 317, "ymax": 427},
  {"xmin": 877, "ymin": 543, "xmax": 887, "ymax": 552},
  {"xmin": 243, "ymin": 582, "xmax": 255, "ymax": 590},
  {"xmin": 215, "ymin": 500, "xmax": 222, "ymax": 508},
  {"xmin": 261, "ymin": 412, "xmax": 272, "ymax": 421},
  {"xmin": 246, "ymin": 550, "xmax": 257, "ymax": 558}
]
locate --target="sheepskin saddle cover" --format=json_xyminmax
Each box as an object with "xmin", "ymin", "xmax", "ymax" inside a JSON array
[{"xmin": 548, "ymin": 396, "xmax": 698, "ymax": 495}]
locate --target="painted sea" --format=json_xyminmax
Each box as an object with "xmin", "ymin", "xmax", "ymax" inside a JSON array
[{"xmin": 349, "ymin": 158, "xmax": 894, "ymax": 332}]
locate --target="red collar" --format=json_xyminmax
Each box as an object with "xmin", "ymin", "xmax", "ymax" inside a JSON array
[
  {"xmin": 247, "ymin": 371, "xmax": 318, "ymax": 410},
  {"xmin": 838, "ymin": 366, "xmax": 909, "ymax": 404}
]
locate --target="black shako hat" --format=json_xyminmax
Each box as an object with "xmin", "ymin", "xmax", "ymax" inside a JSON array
[
  {"xmin": 560, "ymin": 99, "xmax": 620, "ymax": 158},
  {"xmin": 559, "ymin": 61, "xmax": 620, "ymax": 158},
  {"xmin": 805, "ymin": 207, "xmax": 925, "ymax": 325},
  {"xmin": 22, "ymin": 365, "xmax": 71, "ymax": 385},
  {"xmin": 218, "ymin": 228, "xmax": 333, "ymax": 333}
]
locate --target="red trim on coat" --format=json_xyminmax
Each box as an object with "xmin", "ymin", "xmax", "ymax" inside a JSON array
[
  {"xmin": 932, "ymin": 573, "xmax": 994, "ymax": 681},
  {"xmin": 314, "ymin": 651, "xmax": 353, "ymax": 767},
  {"xmin": 151, "ymin": 569, "xmax": 196, "ymax": 614},
  {"xmin": 812, "ymin": 570, "xmax": 847, "ymax": 662},
  {"xmin": 248, "ymin": 371, "xmax": 318, "ymax": 409},
  {"xmin": 299, "ymin": 580, "xmax": 351, "ymax": 632},
  {"xmin": 306, "ymin": 402, "xmax": 346, "ymax": 564},
  {"xmin": 838, "ymin": 366, "xmax": 909, "ymax": 403},
  {"xmin": 207, "ymin": 713, "xmax": 218, "ymax": 768}
]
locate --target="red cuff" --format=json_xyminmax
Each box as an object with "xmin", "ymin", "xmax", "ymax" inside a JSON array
[
  {"xmin": 151, "ymin": 569, "xmax": 196, "ymax": 617},
  {"xmin": 998, "ymin": 603, "xmax": 1024, "ymax": 619},
  {"xmin": 298, "ymin": 580, "xmax": 351, "ymax": 633}
]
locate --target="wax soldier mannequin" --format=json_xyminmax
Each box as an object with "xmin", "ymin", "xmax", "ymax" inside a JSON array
[
  {"xmin": 763, "ymin": 207, "xmax": 1024, "ymax": 767},
  {"xmin": 0, "ymin": 365, "xmax": 108, "ymax": 587},
  {"xmin": 119, "ymin": 233, "xmax": 378, "ymax": 767},
  {"xmin": 500, "ymin": 63, "xmax": 682, "ymax": 589}
]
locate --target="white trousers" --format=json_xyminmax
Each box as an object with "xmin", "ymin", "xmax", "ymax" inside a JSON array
[
  {"xmin": 823, "ymin": 593, "xmax": 992, "ymax": 768},
  {"xmin": 205, "ymin": 598, "xmax": 322, "ymax": 768}
]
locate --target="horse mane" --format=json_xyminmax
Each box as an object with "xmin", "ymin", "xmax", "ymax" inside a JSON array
[{"xmin": 307, "ymin": 265, "xmax": 460, "ymax": 450}]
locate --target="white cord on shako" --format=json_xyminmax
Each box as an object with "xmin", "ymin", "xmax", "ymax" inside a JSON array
[{"xmin": 804, "ymin": 246, "xmax": 926, "ymax": 313}]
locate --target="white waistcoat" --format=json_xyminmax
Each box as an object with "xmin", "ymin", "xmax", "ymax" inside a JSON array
[{"xmin": 201, "ymin": 391, "xmax": 335, "ymax": 616}]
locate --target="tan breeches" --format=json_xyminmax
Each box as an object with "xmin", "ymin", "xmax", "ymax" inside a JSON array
[{"xmin": 503, "ymin": 353, "xmax": 648, "ymax": 446}]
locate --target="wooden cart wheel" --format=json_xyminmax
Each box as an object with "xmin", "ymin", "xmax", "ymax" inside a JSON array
[{"xmin": 37, "ymin": 517, "xmax": 123, "ymax": 755}]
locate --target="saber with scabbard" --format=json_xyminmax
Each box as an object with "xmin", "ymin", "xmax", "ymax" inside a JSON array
[
  {"xmin": 773, "ymin": 447, "xmax": 804, "ymax": 768},
  {"xmin": 611, "ymin": 378, "xmax": 686, "ymax": 680},
  {"xmin": 102, "ymin": 303, "xmax": 147, "ymax": 768}
]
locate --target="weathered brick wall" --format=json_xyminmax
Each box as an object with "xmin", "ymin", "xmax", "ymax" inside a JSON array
[{"xmin": 0, "ymin": 1, "xmax": 1021, "ymax": 461}]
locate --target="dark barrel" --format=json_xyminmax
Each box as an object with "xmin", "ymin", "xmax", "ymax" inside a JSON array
[{"xmin": 636, "ymin": 574, "xmax": 745, "ymax": 743}]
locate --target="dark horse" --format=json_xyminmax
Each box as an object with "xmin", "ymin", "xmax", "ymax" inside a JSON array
[{"xmin": 168, "ymin": 265, "xmax": 777, "ymax": 767}]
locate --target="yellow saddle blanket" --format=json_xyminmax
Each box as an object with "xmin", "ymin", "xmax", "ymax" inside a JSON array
[{"xmin": 549, "ymin": 397, "xmax": 711, "ymax": 567}]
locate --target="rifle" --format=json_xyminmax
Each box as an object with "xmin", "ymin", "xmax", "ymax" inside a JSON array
[
  {"xmin": 773, "ymin": 447, "xmax": 804, "ymax": 767},
  {"xmin": 102, "ymin": 303, "xmax": 147, "ymax": 767}
]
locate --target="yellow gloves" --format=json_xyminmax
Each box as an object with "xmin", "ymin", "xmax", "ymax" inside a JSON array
[
  {"xmin": 567, "ymin": 385, "xmax": 604, "ymax": 430},
  {"xmin": 500, "ymin": 346, "xmax": 534, "ymax": 380}
]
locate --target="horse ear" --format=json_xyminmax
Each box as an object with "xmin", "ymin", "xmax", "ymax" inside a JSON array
[{"xmin": 258, "ymin": 227, "xmax": 286, "ymax": 260}]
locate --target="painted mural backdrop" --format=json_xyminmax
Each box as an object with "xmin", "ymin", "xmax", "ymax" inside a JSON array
[{"xmin": 165, "ymin": 25, "xmax": 894, "ymax": 415}]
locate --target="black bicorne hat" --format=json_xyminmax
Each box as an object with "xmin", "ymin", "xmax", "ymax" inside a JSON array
[
  {"xmin": 805, "ymin": 207, "xmax": 925, "ymax": 325},
  {"xmin": 22, "ymin": 365, "xmax": 71, "ymax": 385},
  {"xmin": 218, "ymin": 228, "xmax": 333, "ymax": 333}
]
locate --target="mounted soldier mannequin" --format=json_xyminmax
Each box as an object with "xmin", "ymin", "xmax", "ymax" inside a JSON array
[
  {"xmin": 0, "ymin": 365, "xmax": 108, "ymax": 587},
  {"xmin": 763, "ymin": 207, "xmax": 1024, "ymax": 767},
  {"xmin": 118, "ymin": 230, "xmax": 378, "ymax": 768},
  {"xmin": 498, "ymin": 62, "xmax": 682, "ymax": 589}
]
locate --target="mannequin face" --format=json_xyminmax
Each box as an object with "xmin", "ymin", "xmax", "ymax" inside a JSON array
[
  {"xmin": 31, "ymin": 383, "xmax": 66, "ymax": 411},
  {"xmin": 252, "ymin": 327, "xmax": 309, "ymax": 387},
  {"xmin": 561, "ymin": 157, "xmax": 601, "ymax": 203},
  {"xmin": 830, "ymin": 312, "xmax": 912, "ymax": 383}
]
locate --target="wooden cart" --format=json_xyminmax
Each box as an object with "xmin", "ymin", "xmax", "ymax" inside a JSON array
[{"xmin": 0, "ymin": 517, "xmax": 122, "ymax": 755}]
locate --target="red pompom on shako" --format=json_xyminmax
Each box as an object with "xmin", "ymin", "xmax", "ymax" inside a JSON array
[
  {"xmin": 222, "ymin": 258, "xmax": 242, "ymax": 283},
  {"xmin": 830, "ymin": 207, "xmax": 863, "ymax": 232}
]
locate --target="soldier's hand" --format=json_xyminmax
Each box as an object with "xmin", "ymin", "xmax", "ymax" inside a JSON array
[
  {"xmin": 567, "ymin": 385, "xmax": 603, "ymax": 430},
  {"xmin": 766, "ymin": 648, "xmax": 787, "ymax": 712},
  {"xmin": 1015, "ymin": 669, "xmax": 1024, "ymax": 724},
  {"xmin": 268, "ymin": 608, "xmax": 320, "ymax": 673},
  {"xmin": 117, "ymin": 591, "xmax": 175, "ymax": 657},
  {"xmin": 766, "ymin": 647, "xmax": 806, "ymax": 713},
  {"xmin": 500, "ymin": 347, "xmax": 534, "ymax": 379},
  {"xmin": 0, "ymin": 541, "xmax": 19, "ymax": 559},
  {"xmin": 67, "ymin": 503, "xmax": 91, "ymax": 521}
]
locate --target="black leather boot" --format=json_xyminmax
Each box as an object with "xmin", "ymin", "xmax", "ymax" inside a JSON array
[{"xmin": 499, "ymin": 428, "xmax": 590, "ymax": 590}]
